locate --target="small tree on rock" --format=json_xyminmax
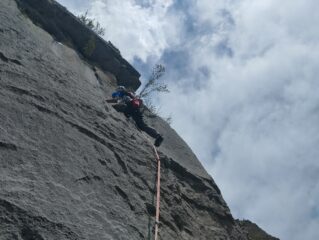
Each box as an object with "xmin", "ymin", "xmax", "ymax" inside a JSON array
[
  {"xmin": 78, "ymin": 11, "xmax": 105, "ymax": 36},
  {"xmin": 139, "ymin": 64, "xmax": 168, "ymax": 99},
  {"xmin": 138, "ymin": 64, "xmax": 171, "ymax": 122}
]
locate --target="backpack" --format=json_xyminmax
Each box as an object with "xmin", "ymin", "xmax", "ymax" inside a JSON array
[{"xmin": 131, "ymin": 98, "xmax": 142, "ymax": 108}]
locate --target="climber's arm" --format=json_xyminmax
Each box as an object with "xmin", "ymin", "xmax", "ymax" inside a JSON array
[{"xmin": 105, "ymin": 99, "xmax": 118, "ymax": 103}]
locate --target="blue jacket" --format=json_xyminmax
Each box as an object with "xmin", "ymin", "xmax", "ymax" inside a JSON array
[
  {"xmin": 112, "ymin": 91, "xmax": 125, "ymax": 99},
  {"xmin": 112, "ymin": 90, "xmax": 135, "ymax": 99}
]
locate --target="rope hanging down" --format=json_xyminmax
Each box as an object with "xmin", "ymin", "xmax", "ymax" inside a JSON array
[
  {"xmin": 153, "ymin": 145, "xmax": 161, "ymax": 240},
  {"xmin": 140, "ymin": 132, "xmax": 162, "ymax": 240}
]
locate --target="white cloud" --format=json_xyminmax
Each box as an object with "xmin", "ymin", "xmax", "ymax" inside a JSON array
[
  {"xmin": 158, "ymin": 1, "xmax": 319, "ymax": 239},
  {"xmin": 57, "ymin": 1, "xmax": 319, "ymax": 239},
  {"xmin": 57, "ymin": 0, "xmax": 90, "ymax": 13},
  {"xmin": 87, "ymin": 0, "xmax": 182, "ymax": 61}
]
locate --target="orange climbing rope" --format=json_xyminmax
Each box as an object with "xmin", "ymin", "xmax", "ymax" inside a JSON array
[
  {"xmin": 140, "ymin": 132, "xmax": 162, "ymax": 240},
  {"xmin": 152, "ymin": 145, "xmax": 161, "ymax": 240}
]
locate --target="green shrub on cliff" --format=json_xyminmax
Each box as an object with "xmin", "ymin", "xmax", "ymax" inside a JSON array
[
  {"xmin": 139, "ymin": 64, "xmax": 172, "ymax": 124},
  {"xmin": 139, "ymin": 64, "xmax": 168, "ymax": 99},
  {"xmin": 83, "ymin": 36, "xmax": 96, "ymax": 57},
  {"xmin": 78, "ymin": 11, "xmax": 105, "ymax": 36}
]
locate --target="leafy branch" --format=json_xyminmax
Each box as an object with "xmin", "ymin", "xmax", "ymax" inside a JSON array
[
  {"xmin": 139, "ymin": 64, "xmax": 168, "ymax": 99},
  {"xmin": 138, "ymin": 64, "xmax": 172, "ymax": 124}
]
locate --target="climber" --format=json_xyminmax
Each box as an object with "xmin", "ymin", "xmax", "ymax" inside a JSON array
[{"xmin": 106, "ymin": 86, "xmax": 164, "ymax": 147}]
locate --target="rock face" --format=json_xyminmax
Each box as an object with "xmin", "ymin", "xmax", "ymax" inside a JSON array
[
  {"xmin": 15, "ymin": 0, "xmax": 141, "ymax": 91},
  {"xmin": 237, "ymin": 220, "xmax": 280, "ymax": 240},
  {"xmin": 0, "ymin": 0, "xmax": 278, "ymax": 239}
]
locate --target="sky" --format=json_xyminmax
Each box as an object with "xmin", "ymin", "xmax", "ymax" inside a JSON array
[{"xmin": 56, "ymin": 1, "xmax": 319, "ymax": 239}]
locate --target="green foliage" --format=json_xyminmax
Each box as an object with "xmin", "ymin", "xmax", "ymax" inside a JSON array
[
  {"xmin": 139, "ymin": 64, "xmax": 168, "ymax": 99},
  {"xmin": 139, "ymin": 64, "xmax": 172, "ymax": 124},
  {"xmin": 83, "ymin": 36, "xmax": 96, "ymax": 57},
  {"xmin": 78, "ymin": 11, "xmax": 105, "ymax": 36}
]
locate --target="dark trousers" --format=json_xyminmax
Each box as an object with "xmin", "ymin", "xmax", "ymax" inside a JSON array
[
  {"xmin": 113, "ymin": 103, "xmax": 160, "ymax": 139},
  {"xmin": 131, "ymin": 111, "xmax": 159, "ymax": 139}
]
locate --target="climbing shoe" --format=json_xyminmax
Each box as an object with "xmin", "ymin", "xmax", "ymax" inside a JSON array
[{"xmin": 154, "ymin": 135, "xmax": 164, "ymax": 147}]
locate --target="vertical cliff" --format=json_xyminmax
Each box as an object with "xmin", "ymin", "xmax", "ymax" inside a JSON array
[{"xmin": 0, "ymin": 0, "xmax": 278, "ymax": 239}]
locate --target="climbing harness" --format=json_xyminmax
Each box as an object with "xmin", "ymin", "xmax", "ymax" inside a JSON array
[{"xmin": 152, "ymin": 145, "xmax": 161, "ymax": 240}]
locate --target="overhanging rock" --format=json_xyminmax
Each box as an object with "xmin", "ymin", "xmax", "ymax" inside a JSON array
[{"xmin": 15, "ymin": 0, "xmax": 141, "ymax": 91}]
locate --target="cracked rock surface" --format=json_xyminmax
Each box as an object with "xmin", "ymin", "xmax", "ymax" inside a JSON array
[{"xmin": 0, "ymin": 1, "xmax": 278, "ymax": 239}]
